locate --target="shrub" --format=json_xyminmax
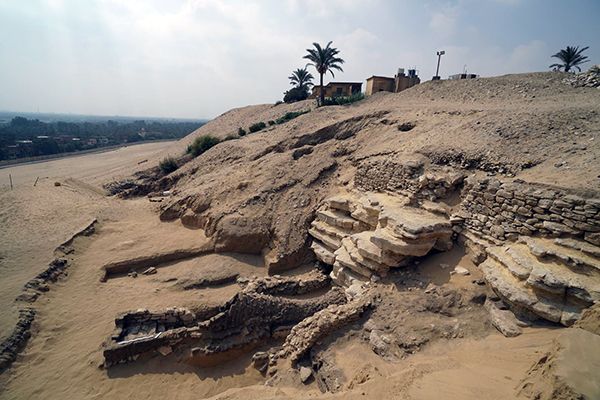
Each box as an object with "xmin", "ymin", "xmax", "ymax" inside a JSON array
[
  {"xmin": 268, "ymin": 120, "xmax": 276, "ymax": 126},
  {"xmin": 159, "ymin": 156, "xmax": 178, "ymax": 174},
  {"xmin": 238, "ymin": 127, "xmax": 247, "ymax": 136},
  {"xmin": 283, "ymin": 87, "xmax": 309, "ymax": 103},
  {"xmin": 187, "ymin": 135, "xmax": 221, "ymax": 157},
  {"xmin": 274, "ymin": 100, "xmax": 284, "ymax": 106},
  {"xmin": 398, "ymin": 122, "xmax": 415, "ymax": 132},
  {"xmin": 249, "ymin": 121, "xmax": 267, "ymax": 133},
  {"xmin": 321, "ymin": 92, "xmax": 365, "ymax": 106},
  {"xmin": 275, "ymin": 110, "xmax": 310, "ymax": 125}
]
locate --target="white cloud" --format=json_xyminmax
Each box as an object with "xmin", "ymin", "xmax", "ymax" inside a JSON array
[{"xmin": 429, "ymin": 5, "xmax": 459, "ymax": 36}]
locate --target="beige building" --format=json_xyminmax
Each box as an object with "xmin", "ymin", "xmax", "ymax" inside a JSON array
[
  {"xmin": 309, "ymin": 82, "xmax": 363, "ymax": 99},
  {"xmin": 365, "ymin": 68, "xmax": 420, "ymax": 96}
]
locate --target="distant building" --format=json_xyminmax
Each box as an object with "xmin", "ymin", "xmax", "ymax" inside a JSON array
[
  {"xmin": 87, "ymin": 138, "xmax": 98, "ymax": 146},
  {"xmin": 36, "ymin": 135, "xmax": 50, "ymax": 139},
  {"xmin": 99, "ymin": 137, "xmax": 109, "ymax": 145},
  {"xmin": 309, "ymin": 82, "xmax": 363, "ymax": 99},
  {"xmin": 449, "ymin": 73, "xmax": 478, "ymax": 80},
  {"xmin": 365, "ymin": 68, "xmax": 421, "ymax": 96}
]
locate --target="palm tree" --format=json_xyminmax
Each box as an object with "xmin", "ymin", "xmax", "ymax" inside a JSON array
[
  {"xmin": 288, "ymin": 67, "xmax": 314, "ymax": 91},
  {"xmin": 549, "ymin": 46, "xmax": 589, "ymax": 73},
  {"xmin": 304, "ymin": 41, "xmax": 345, "ymax": 105}
]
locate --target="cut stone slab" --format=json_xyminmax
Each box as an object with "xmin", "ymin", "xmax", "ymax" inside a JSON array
[
  {"xmin": 379, "ymin": 206, "xmax": 452, "ymax": 240},
  {"xmin": 484, "ymin": 299, "xmax": 522, "ymax": 337},
  {"xmin": 330, "ymin": 264, "xmax": 369, "ymax": 288},
  {"xmin": 300, "ymin": 366, "xmax": 312, "ymax": 383},
  {"xmin": 480, "ymin": 258, "xmax": 563, "ymax": 323},
  {"xmin": 370, "ymin": 228, "xmax": 436, "ymax": 257},
  {"xmin": 334, "ymin": 243, "xmax": 373, "ymax": 278},
  {"xmin": 487, "ymin": 243, "xmax": 600, "ymax": 306},
  {"xmin": 308, "ymin": 228, "xmax": 341, "ymax": 251},
  {"xmin": 519, "ymin": 236, "xmax": 600, "ymax": 273},
  {"xmin": 310, "ymin": 220, "xmax": 353, "ymax": 241},
  {"xmin": 342, "ymin": 237, "xmax": 388, "ymax": 274},
  {"xmin": 316, "ymin": 209, "xmax": 362, "ymax": 231},
  {"xmin": 351, "ymin": 231, "xmax": 407, "ymax": 267},
  {"xmin": 486, "ymin": 245, "xmax": 533, "ymax": 280},
  {"xmin": 311, "ymin": 241, "xmax": 336, "ymax": 265},
  {"xmin": 554, "ymin": 237, "xmax": 600, "ymax": 259}
]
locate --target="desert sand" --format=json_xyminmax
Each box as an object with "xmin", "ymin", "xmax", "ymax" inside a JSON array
[{"xmin": 1, "ymin": 72, "xmax": 600, "ymax": 400}]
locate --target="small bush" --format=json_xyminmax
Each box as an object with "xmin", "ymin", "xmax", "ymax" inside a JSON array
[
  {"xmin": 268, "ymin": 120, "xmax": 276, "ymax": 126},
  {"xmin": 159, "ymin": 156, "xmax": 178, "ymax": 174},
  {"xmin": 275, "ymin": 110, "xmax": 310, "ymax": 125},
  {"xmin": 398, "ymin": 122, "xmax": 415, "ymax": 132},
  {"xmin": 238, "ymin": 127, "xmax": 247, "ymax": 136},
  {"xmin": 274, "ymin": 100, "xmax": 284, "ymax": 106},
  {"xmin": 187, "ymin": 135, "xmax": 221, "ymax": 157},
  {"xmin": 249, "ymin": 121, "xmax": 267, "ymax": 133},
  {"xmin": 321, "ymin": 92, "xmax": 365, "ymax": 106},
  {"xmin": 283, "ymin": 87, "xmax": 309, "ymax": 103}
]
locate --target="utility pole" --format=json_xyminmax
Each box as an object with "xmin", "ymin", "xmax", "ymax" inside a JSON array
[{"xmin": 433, "ymin": 50, "xmax": 445, "ymax": 80}]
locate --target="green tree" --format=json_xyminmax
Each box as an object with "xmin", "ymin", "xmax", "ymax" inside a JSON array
[
  {"xmin": 549, "ymin": 46, "xmax": 589, "ymax": 72},
  {"xmin": 303, "ymin": 41, "xmax": 345, "ymax": 106},
  {"xmin": 288, "ymin": 67, "xmax": 314, "ymax": 91}
]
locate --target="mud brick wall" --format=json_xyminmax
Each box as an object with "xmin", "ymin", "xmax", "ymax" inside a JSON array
[
  {"xmin": 459, "ymin": 176, "xmax": 600, "ymax": 244},
  {"xmin": 355, "ymin": 159, "xmax": 465, "ymax": 201}
]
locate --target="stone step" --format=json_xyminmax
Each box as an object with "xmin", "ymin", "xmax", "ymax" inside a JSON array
[
  {"xmin": 480, "ymin": 258, "xmax": 580, "ymax": 326},
  {"xmin": 369, "ymin": 227, "xmax": 436, "ymax": 257},
  {"xmin": 333, "ymin": 243, "xmax": 373, "ymax": 279},
  {"xmin": 487, "ymin": 245, "xmax": 535, "ymax": 281},
  {"xmin": 351, "ymin": 231, "xmax": 407, "ymax": 267},
  {"xmin": 310, "ymin": 241, "xmax": 336, "ymax": 265},
  {"xmin": 519, "ymin": 236, "xmax": 600, "ymax": 273},
  {"xmin": 310, "ymin": 220, "xmax": 353, "ymax": 241},
  {"xmin": 316, "ymin": 209, "xmax": 362, "ymax": 231},
  {"xmin": 379, "ymin": 205, "xmax": 452, "ymax": 241},
  {"xmin": 326, "ymin": 195, "xmax": 353, "ymax": 212},
  {"xmin": 554, "ymin": 238, "xmax": 600, "ymax": 259},
  {"xmin": 341, "ymin": 237, "xmax": 389, "ymax": 274},
  {"xmin": 488, "ymin": 243, "xmax": 600, "ymax": 306},
  {"xmin": 308, "ymin": 228, "xmax": 341, "ymax": 251},
  {"xmin": 330, "ymin": 264, "xmax": 369, "ymax": 288}
]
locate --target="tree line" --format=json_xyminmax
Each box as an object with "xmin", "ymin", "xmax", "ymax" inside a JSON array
[{"xmin": 0, "ymin": 116, "xmax": 204, "ymax": 160}]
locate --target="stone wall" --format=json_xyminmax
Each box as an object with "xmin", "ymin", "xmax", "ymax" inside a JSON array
[
  {"xmin": 355, "ymin": 158, "xmax": 465, "ymax": 202},
  {"xmin": 457, "ymin": 176, "xmax": 600, "ymax": 245}
]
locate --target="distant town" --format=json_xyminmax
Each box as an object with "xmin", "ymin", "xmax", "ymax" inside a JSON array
[{"xmin": 0, "ymin": 112, "xmax": 206, "ymax": 161}]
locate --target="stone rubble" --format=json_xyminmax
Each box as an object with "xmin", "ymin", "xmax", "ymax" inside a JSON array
[{"xmin": 563, "ymin": 65, "xmax": 600, "ymax": 89}]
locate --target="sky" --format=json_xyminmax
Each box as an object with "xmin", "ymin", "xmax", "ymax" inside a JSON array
[{"xmin": 0, "ymin": 0, "xmax": 598, "ymax": 119}]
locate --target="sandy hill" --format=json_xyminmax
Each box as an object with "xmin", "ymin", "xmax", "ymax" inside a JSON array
[
  {"xmin": 124, "ymin": 72, "xmax": 599, "ymax": 270},
  {"xmin": 3, "ymin": 71, "xmax": 599, "ymax": 400}
]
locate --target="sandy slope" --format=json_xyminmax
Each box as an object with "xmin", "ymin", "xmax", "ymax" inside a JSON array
[{"xmin": 0, "ymin": 142, "xmax": 172, "ymax": 341}]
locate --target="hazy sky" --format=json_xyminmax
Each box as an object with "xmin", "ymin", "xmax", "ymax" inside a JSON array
[{"xmin": 1, "ymin": 0, "xmax": 598, "ymax": 119}]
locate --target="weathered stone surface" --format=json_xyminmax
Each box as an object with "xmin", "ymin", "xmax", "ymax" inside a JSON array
[
  {"xmin": 309, "ymin": 191, "xmax": 453, "ymax": 286},
  {"xmin": 484, "ymin": 299, "xmax": 522, "ymax": 337}
]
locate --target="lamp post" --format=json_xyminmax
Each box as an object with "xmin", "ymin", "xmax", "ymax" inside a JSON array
[{"xmin": 433, "ymin": 50, "xmax": 445, "ymax": 80}]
